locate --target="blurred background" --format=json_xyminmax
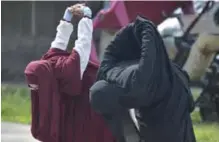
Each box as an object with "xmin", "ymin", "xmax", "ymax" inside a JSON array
[
  {"xmin": 1, "ymin": 1, "xmax": 219, "ymax": 142},
  {"xmin": 1, "ymin": 1, "xmax": 104, "ymax": 82}
]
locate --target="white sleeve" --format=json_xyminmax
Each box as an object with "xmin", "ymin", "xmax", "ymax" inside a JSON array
[
  {"xmin": 51, "ymin": 20, "xmax": 74, "ymax": 51},
  {"xmin": 73, "ymin": 17, "xmax": 93, "ymax": 79}
]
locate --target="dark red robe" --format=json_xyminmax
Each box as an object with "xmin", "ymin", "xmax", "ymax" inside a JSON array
[{"xmin": 25, "ymin": 48, "xmax": 116, "ymax": 142}]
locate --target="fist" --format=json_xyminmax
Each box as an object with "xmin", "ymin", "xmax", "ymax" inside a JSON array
[
  {"xmin": 69, "ymin": 3, "xmax": 85, "ymax": 18},
  {"xmin": 69, "ymin": 3, "xmax": 92, "ymax": 18},
  {"xmin": 83, "ymin": 6, "xmax": 92, "ymax": 18}
]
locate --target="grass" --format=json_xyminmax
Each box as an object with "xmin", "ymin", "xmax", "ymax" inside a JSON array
[
  {"xmin": 191, "ymin": 110, "xmax": 219, "ymax": 142},
  {"xmin": 1, "ymin": 84, "xmax": 31, "ymax": 124},
  {"xmin": 190, "ymin": 89, "xmax": 219, "ymax": 142},
  {"xmin": 1, "ymin": 85, "xmax": 219, "ymax": 141}
]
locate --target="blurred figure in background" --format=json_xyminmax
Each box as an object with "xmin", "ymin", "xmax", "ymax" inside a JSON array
[
  {"xmin": 24, "ymin": 3, "xmax": 115, "ymax": 142},
  {"xmin": 214, "ymin": 7, "xmax": 219, "ymax": 26},
  {"xmin": 183, "ymin": 3, "xmax": 219, "ymax": 81},
  {"xmin": 183, "ymin": 33, "xmax": 219, "ymax": 81}
]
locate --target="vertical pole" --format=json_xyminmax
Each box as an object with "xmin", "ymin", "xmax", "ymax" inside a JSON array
[{"xmin": 31, "ymin": 1, "xmax": 36, "ymax": 37}]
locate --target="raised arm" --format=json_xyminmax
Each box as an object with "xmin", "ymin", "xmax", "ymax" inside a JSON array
[
  {"xmin": 73, "ymin": 16, "xmax": 93, "ymax": 78},
  {"xmin": 51, "ymin": 6, "xmax": 93, "ymax": 80},
  {"xmin": 120, "ymin": 17, "xmax": 158, "ymax": 108},
  {"xmin": 52, "ymin": 5, "xmax": 93, "ymax": 96},
  {"xmin": 50, "ymin": 8, "xmax": 74, "ymax": 50},
  {"xmin": 96, "ymin": 23, "xmax": 140, "ymax": 81},
  {"xmin": 133, "ymin": 17, "xmax": 157, "ymax": 87},
  {"xmin": 62, "ymin": 6, "xmax": 93, "ymax": 79}
]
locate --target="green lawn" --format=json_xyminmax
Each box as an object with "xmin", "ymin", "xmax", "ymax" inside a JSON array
[
  {"xmin": 1, "ymin": 85, "xmax": 219, "ymax": 142},
  {"xmin": 1, "ymin": 84, "xmax": 31, "ymax": 124}
]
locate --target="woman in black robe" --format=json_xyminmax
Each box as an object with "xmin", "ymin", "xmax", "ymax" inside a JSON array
[{"xmin": 90, "ymin": 16, "xmax": 196, "ymax": 142}]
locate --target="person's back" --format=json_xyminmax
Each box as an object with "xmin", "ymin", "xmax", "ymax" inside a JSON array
[
  {"xmin": 90, "ymin": 16, "xmax": 196, "ymax": 142},
  {"xmin": 103, "ymin": 61, "xmax": 195, "ymax": 142},
  {"xmin": 25, "ymin": 5, "xmax": 115, "ymax": 142},
  {"xmin": 135, "ymin": 63, "xmax": 195, "ymax": 142}
]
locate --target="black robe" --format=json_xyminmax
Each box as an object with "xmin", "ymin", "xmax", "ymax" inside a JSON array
[{"xmin": 90, "ymin": 16, "xmax": 196, "ymax": 142}]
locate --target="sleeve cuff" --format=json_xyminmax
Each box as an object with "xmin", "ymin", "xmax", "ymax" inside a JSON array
[{"xmin": 63, "ymin": 8, "xmax": 73, "ymax": 22}]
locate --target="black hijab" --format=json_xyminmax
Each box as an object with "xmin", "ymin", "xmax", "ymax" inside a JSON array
[{"xmin": 94, "ymin": 15, "xmax": 174, "ymax": 108}]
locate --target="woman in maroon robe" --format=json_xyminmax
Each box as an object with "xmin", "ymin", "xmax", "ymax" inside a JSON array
[{"xmin": 24, "ymin": 4, "xmax": 115, "ymax": 142}]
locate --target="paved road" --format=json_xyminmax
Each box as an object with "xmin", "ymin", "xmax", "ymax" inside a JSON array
[{"xmin": 1, "ymin": 122, "xmax": 39, "ymax": 142}]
